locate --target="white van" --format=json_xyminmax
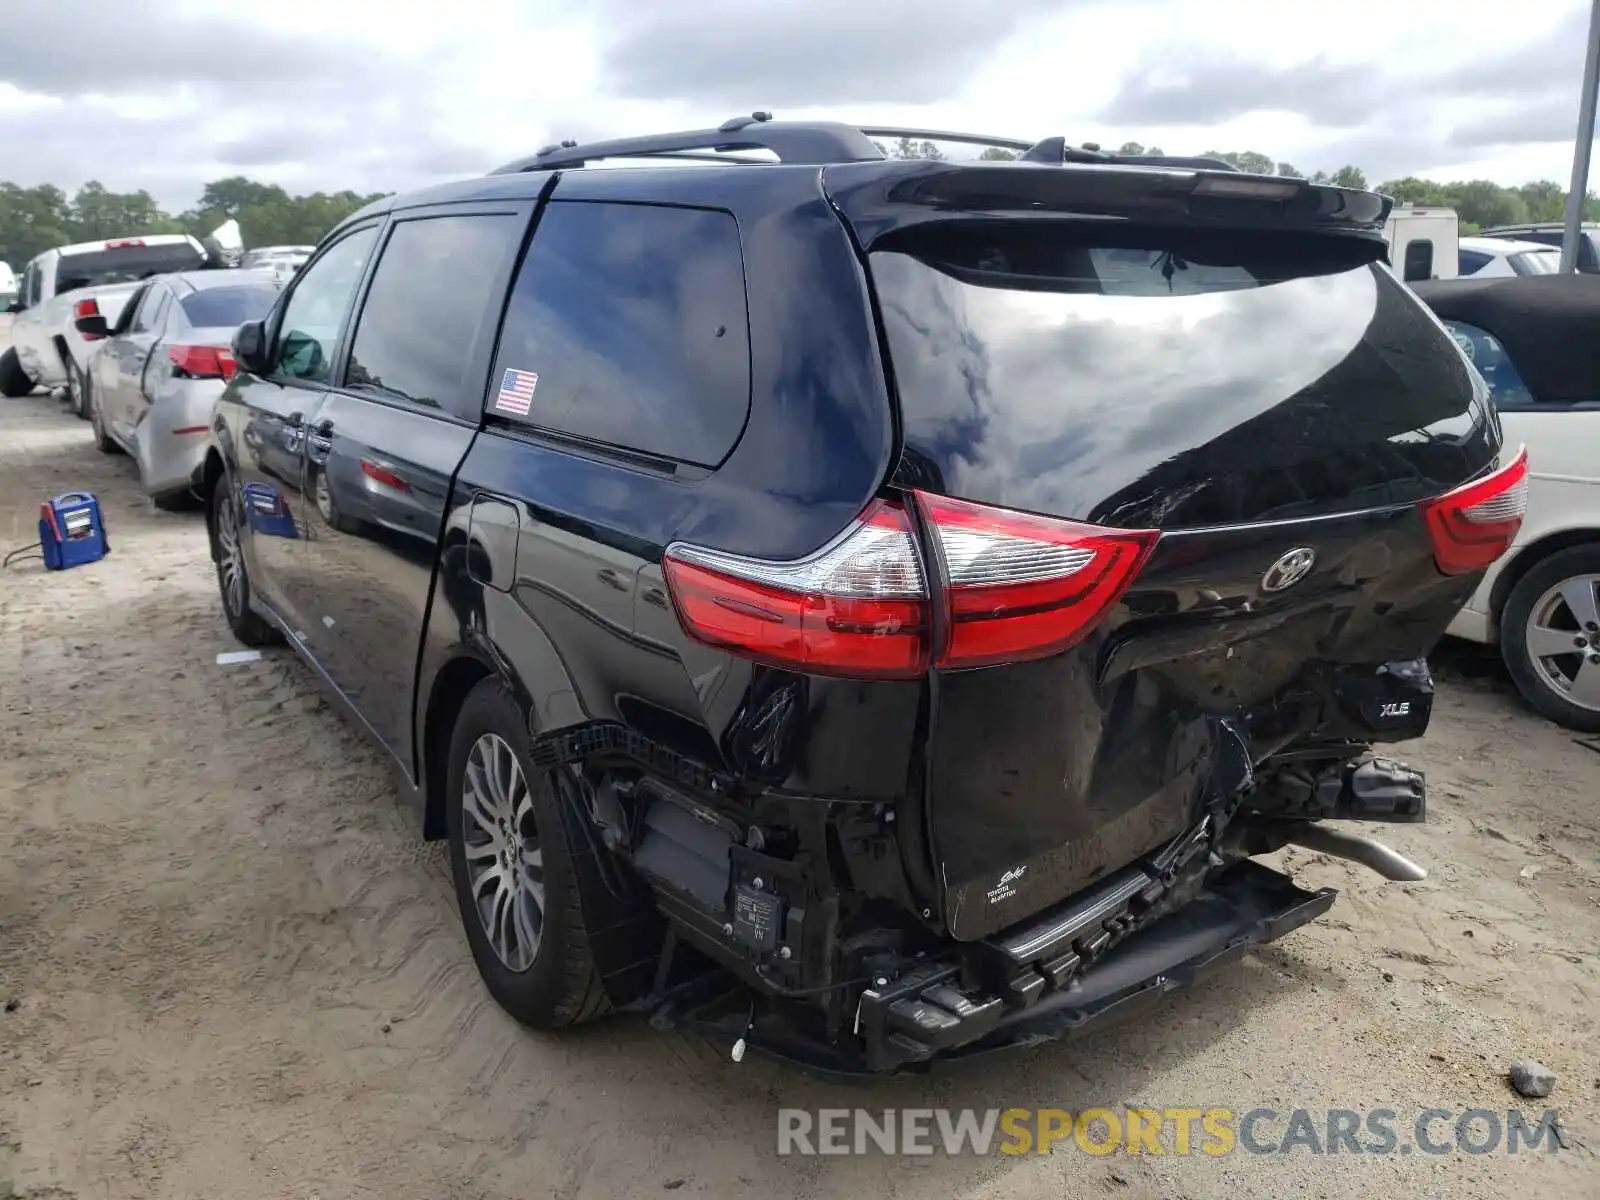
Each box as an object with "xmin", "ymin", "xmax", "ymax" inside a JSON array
[{"xmin": 1383, "ymin": 206, "xmax": 1459, "ymax": 282}]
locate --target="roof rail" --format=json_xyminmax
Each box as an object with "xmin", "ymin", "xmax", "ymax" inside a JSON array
[
  {"xmin": 489, "ymin": 112, "xmax": 1244, "ymax": 175},
  {"xmin": 490, "ymin": 114, "xmax": 884, "ymax": 173}
]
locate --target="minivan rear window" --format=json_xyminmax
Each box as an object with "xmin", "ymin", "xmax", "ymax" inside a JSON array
[{"xmin": 873, "ymin": 225, "xmax": 1492, "ymax": 529}]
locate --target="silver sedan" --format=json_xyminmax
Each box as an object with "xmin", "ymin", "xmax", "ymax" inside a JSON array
[{"xmin": 85, "ymin": 268, "xmax": 284, "ymax": 507}]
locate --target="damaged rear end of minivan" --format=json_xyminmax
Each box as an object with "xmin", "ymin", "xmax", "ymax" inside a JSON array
[{"xmin": 601, "ymin": 159, "xmax": 1525, "ymax": 1073}]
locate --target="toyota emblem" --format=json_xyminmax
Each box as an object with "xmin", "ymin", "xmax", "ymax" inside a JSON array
[{"xmin": 1262, "ymin": 547, "xmax": 1317, "ymax": 592}]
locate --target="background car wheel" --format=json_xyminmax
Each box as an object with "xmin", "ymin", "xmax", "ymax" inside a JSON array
[
  {"xmin": 446, "ymin": 678, "xmax": 611, "ymax": 1031},
  {"xmin": 88, "ymin": 377, "xmax": 120, "ymax": 454},
  {"xmin": 1500, "ymin": 544, "xmax": 1600, "ymax": 733},
  {"xmin": 66, "ymin": 360, "xmax": 89, "ymax": 419},
  {"xmin": 210, "ymin": 481, "xmax": 281, "ymax": 647},
  {"xmin": 0, "ymin": 347, "xmax": 33, "ymax": 398}
]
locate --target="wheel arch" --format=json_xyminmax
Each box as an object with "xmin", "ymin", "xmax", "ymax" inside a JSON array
[
  {"xmin": 420, "ymin": 652, "xmax": 498, "ymax": 841},
  {"xmin": 199, "ymin": 448, "xmax": 228, "ymax": 561},
  {"xmin": 1491, "ymin": 528, "xmax": 1600, "ymax": 627}
]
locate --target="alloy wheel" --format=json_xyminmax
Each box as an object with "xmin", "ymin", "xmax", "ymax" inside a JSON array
[
  {"xmin": 1523, "ymin": 573, "xmax": 1600, "ymax": 714},
  {"xmin": 217, "ymin": 491, "xmax": 246, "ymax": 619},
  {"xmin": 461, "ymin": 732, "xmax": 545, "ymax": 972}
]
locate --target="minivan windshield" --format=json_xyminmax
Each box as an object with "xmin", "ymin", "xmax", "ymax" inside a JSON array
[
  {"xmin": 873, "ymin": 225, "xmax": 1492, "ymax": 528},
  {"xmin": 53, "ymin": 243, "xmax": 204, "ymax": 293}
]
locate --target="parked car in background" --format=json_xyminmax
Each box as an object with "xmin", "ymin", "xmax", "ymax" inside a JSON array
[
  {"xmin": 1, "ymin": 221, "xmax": 242, "ymax": 415},
  {"xmin": 240, "ymin": 245, "xmax": 315, "ymax": 274},
  {"xmin": 81, "ymin": 267, "xmax": 285, "ymax": 508},
  {"xmin": 1477, "ymin": 222, "xmax": 1600, "ymax": 273},
  {"xmin": 0, "ymin": 261, "xmax": 16, "ymax": 310},
  {"xmin": 200, "ymin": 118, "xmax": 1522, "ymax": 1074},
  {"xmin": 1457, "ymin": 235, "xmax": 1560, "ymax": 278},
  {"xmin": 1412, "ymin": 274, "xmax": 1600, "ymax": 731}
]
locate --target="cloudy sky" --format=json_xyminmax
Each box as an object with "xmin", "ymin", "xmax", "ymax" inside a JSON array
[{"xmin": 1, "ymin": 0, "xmax": 1593, "ymax": 208}]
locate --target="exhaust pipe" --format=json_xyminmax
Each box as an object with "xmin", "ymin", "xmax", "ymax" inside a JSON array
[{"xmin": 1283, "ymin": 822, "xmax": 1428, "ymax": 882}]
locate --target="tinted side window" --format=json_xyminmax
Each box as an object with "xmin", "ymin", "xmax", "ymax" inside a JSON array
[
  {"xmin": 1402, "ymin": 239, "xmax": 1434, "ymax": 282},
  {"xmin": 144, "ymin": 290, "xmax": 172, "ymax": 334},
  {"xmin": 111, "ymin": 284, "xmax": 150, "ymax": 336},
  {"xmin": 131, "ymin": 286, "xmax": 166, "ymax": 333},
  {"xmin": 1444, "ymin": 320, "xmax": 1535, "ymax": 407},
  {"xmin": 345, "ymin": 214, "xmax": 520, "ymax": 420},
  {"xmin": 490, "ymin": 201, "xmax": 751, "ymax": 466},
  {"xmin": 1458, "ymin": 249, "xmax": 1491, "ymax": 275},
  {"xmin": 272, "ymin": 225, "xmax": 380, "ymax": 384}
]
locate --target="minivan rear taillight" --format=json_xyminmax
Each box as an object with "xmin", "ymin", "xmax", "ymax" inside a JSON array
[
  {"xmin": 1418, "ymin": 446, "xmax": 1528, "ymax": 576},
  {"xmin": 662, "ymin": 493, "xmax": 1157, "ymax": 677},
  {"xmin": 915, "ymin": 493, "xmax": 1158, "ymax": 669},
  {"xmin": 663, "ymin": 500, "xmax": 931, "ymax": 678}
]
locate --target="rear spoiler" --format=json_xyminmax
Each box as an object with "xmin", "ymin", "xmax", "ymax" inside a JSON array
[{"xmin": 820, "ymin": 160, "xmax": 1393, "ymax": 249}]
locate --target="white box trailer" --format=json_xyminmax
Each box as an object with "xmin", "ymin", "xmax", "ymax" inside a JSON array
[{"xmin": 1383, "ymin": 205, "xmax": 1460, "ymax": 282}]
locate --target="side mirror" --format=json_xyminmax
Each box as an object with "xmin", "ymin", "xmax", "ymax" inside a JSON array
[
  {"xmin": 74, "ymin": 312, "xmax": 110, "ymax": 339},
  {"xmin": 232, "ymin": 319, "xmax": 271, "ymax": 376}
]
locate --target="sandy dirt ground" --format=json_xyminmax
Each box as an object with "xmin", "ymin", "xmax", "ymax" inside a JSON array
[{"xmin": 0, "ymin": 386, "xmax": 1596, "ymax": 1200}]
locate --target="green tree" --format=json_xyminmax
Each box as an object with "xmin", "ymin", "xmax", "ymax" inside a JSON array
[
  {"xmin": 1327, "ymin": 165, "xmax": 1368, "ymax": 190},
  {"xmin": 0, "ymin": 176, "xmax": 385, "ymax": 269},
  {"xmin": 892, "ymin": 136, "xmax": 945, "ymax": 161},
  {"xmin": 979, "ymin": 147, "xmax": 1017, "ymax": 161},
  {"xmin": 1203, "ymin": 149, "xmax": 1275, "ymax": 175}
]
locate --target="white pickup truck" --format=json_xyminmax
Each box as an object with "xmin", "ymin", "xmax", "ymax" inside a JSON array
[{"xmin": 1, "ymin": 221, "xmax": 241, "ymax": 417}]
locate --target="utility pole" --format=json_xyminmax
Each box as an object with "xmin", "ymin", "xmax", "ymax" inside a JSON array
[{"xmin": 1560, "ymin": 0, "xmax": 1600, "ymax": 273}]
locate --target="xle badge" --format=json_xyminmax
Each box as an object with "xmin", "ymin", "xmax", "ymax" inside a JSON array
[{"xmin": 986, "ymin": 864, "xmax": 1027, "ymax": 905}]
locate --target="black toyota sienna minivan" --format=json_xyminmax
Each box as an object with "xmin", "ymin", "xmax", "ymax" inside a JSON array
[{"xmin": 203, "ymin": 118, "xmax": 1526, "ymax": 1072}]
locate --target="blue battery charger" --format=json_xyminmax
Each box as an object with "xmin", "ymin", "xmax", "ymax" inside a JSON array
[{"xmin": 39, "ymin": 492, "xmax": 110, "ymax": 570}]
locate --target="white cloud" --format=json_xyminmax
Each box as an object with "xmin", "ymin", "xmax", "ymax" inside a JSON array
[{"xmin": 0, "ymin": 0, "xmax": 1594, "ymax": 208}]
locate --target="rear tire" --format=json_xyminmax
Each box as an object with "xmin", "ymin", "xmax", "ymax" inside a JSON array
[
  {"xmin": 0, "ymin": 348, "xmax": 32, "ymax": 398},
  {"xmin": 1500, "ymin": 544, "xmax": 1600, "ymax": 733},
  {"xmin": 88, "ymin": 376, "xmax": 120, "ymax": 454},
  {"xmin": 210, "ymin": 478, "xmax": 281, "ymax": 648},
  {"xmin": 446, "ymin": 678, "xmax": 611, "ymax": 1031}
]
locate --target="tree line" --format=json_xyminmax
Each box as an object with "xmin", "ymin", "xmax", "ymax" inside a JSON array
[
  {"xmin": 0, "ymin": 176, "xmax": 386, "ymax": 269},
  {"xmin": 6, "ymin": 151, "xmax": 1599, "ymax": 270},
  {"xmin": 883, "ymin": 138, "xmax": 1600, "ymax": 233}
]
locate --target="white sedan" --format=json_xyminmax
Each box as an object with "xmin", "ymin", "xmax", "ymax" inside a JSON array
[{"xmin": 1457, "ymin": 236, "xmax": 1560, "ymax": 278}]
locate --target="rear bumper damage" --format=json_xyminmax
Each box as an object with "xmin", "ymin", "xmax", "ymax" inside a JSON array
[
  {"xmin": 650, "ymin": 857, "xmax": 1336, "ymax": 1076},
  {"xmin": 854, "ymin": 860, "xmax": 1334, "ymax": 1073},
  {"xmin": 635, "ymin": 747, "xmax": 1429, "ymax": 1076}
]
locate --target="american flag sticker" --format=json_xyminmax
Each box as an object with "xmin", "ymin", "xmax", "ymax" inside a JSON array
[{"xmin": 494, "ymin": 368, "xmax": 538, "ymax": 416}]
